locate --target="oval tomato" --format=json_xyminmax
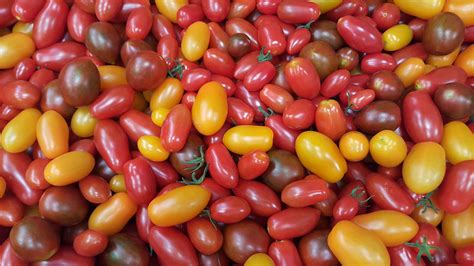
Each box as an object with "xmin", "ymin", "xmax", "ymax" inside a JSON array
[
  {"xmin": 442, "ymin": 121, "xmax": 474, "ymax": 164},
  {"xmin": 192, "ymin": 81, "xmax": 228, "ymax": 136},
  {"xmin": 223, "ymin": 125, "xmax": 273, "ymax": 155}
]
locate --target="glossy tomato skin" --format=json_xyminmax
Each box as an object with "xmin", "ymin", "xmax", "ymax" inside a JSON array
[
  {"xmin": 1, "ymin": 80, "xmax": 41, "ymax": 109},
  {"xmin": 232, "ymin": 180, "xmax": 281, "ymax": 217},
  {"xmin": 85, "ymin": 22, "xmax": 121, "ymax": 64},
  {"xmin": 281, "ymin": 179, "xmax": 330, "ymax": 208},
  {"xmin": 320, "ymin": 69, "xmax": 351, "ymax": 98},
  {"xmin": 160, "ymin": 104, "xmax": 192, "ymax": 152},
  {"xmin": 59, "ymin": 58, "xmax": 100, "ymax": 107},
  {"xmin": 126, "ymin": 6, "xmax": 152, "ymax": 40},
  {"xmin": 267, "ymin": 207, "xmax": 320, "ymax": 239},
  {"xmin": 368, "ymin": 70, "xmax": 404, "ymax": 101},
  {"xmin": 203, "ymin": 48, "xmax": 235, "ymax": 78},
  {"xmin": 262, "ymin": 150, "xmax": 305, "ymax": 192},
  {"xmin": 277, "ymin": 0, "xmax": 320, "ymax": 24},
  {"xmin": 437, "ymin": 160, "xmax": 474, "ymax": 214},
  {"xmin": 284, "ymin": 57, "xmax": 320, "ymax": 99},
  {"xmin": 434, "ymin": 82, "xmax": 474, "ymax": 120},
  {"xmin": 287, "ymin": 28, "xmax": 311, "ymax": 55},
  {"xmin": 238, "ymin": 150, "xmax": 269, "ymax": 180},
  {"xmin": 456, "ymin": 245, "xmax": 474, "ymax": 265},
  {"xmin": 388, "ymin": 244, "xmax": 425, "ymax": 266},
  {"xmin": 337, "ymin": 15, "xmax": 383, "ymax": 53},
  {"xmin": 123, "ymin": 157, "xmax": 157, "ymax": 205},
  {"xmin": 73, "ymin": 229, "xmax": 108, "ymax": 257},
  {"xmin": 100, "ymin": 233, "xmax": 150, "ymax": 266},
  {"xmin": 366, "ymin": 173, "xmax": 415, "ymax": 214},
  {"xmin": 210, "ymin": 196, "xmax": 251, "ymax": 224},
  {"xmin": 315, "ymin": 100, "xmax": 346, "ymax": 141},
  {"xmin": 227, "ymin": 97, "xmax": 255, "ymax": 125},
  {"xmin": 79, "ymin": 175, "xmax": 111, "ymax": 204},
  {"xmin": 90, "ymin": 85, "xmax": 135, "ymax": 119},
  {"xmin": 361, "ymin": 53, "xmax": 396, "ymax": 74},
  {"xmin": 39, "ymin": 186, "xmax": 89, "ymax": 226},
  {"xmin": 244, "ymin": 61, "xmax": 276, "ymax": 91},
  {"xmin": 422, "ymin": 12, "xmax": 464, "ymax": 56},
  {"xmin": 415, "ymin": 66, "xmax": 467, "ymax": 95},
  {"xmin": 354, "ymin": 100, "xmax": 401, "ymax": 135},
  {"xmin": 187, "ymin": 217, "xmax": 223, "ymax": 255},
  {"xmin": 0, "ymin": 239, "xmax": 28, "ymax": 266},
  {"xmin": 192, "ymin": 81, "xmax": 228, "ymax": 136},
  {"xmin": 94, "ymin": 120, "xmax": 131, "ymax": 174},
  {"xmin": 206, "ymin": 143, "xmax": 239, "ymax": 188},
  {"xmin": 264, "ymin": 115, "xmax": 300, "ymax": 153},
  {"xmin": 403, "ymin": 91, "xmax": 443, "ymax": 143},
  {"xmin": 33, "ymin": 0, "xmax": 69, "ymax": 49},
  {"xmin": 67, "ymin": 5, "xmax": 97, "ymax": 43},
  {"xmin": 269, "ymin": 240, "xmax": 303, "ymax": 266},
  {"xmin": 119, "ymin": 110, "xmax": 161, "ymax": 143},
  {"xmin": 282, "ymin": 99, "xmax": 315, "ymax": 130},
  {"xmin": 34, "ymin": 42, "xmax": 87, "ymax": 72}
]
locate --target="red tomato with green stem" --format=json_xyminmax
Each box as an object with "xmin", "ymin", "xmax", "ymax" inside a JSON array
[
  {"xmin": 234, "ymin": 81, "xmax": 268, "ymax": 122},
  {"xmin": 244, "ymin": 49, "xmax": 276, "ymax": 91},
  {"xmin": 388, "ymin": 244, "xmax": 426, "ymax": 266},
  {"xmin": 257, "ymin": 18, "xmax": 286, "ymax": 56},
  {"xmin": 333, "ymin": 185, "xmax": 371, "ymax": 221},
  {"xmin": 157, "ymin": 35, "xmax": 179, "ymax": 69},
  {"xmin": 234, "ymin": 50, "xmax": 260, "ymax": 80}
]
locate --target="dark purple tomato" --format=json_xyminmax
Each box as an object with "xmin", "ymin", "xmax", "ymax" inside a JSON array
[
  {"xmin": 337, "ymin": 47, "xmax": 359, "ymax": 70},
  {"xmin": 422, "ymin": 12, "xmax": 464, "ymax": 55},
  {"xmin": 354, "ymin": 100, "xmax": 401, "ymax": 134},
  {"xmin": 298, "ymin": 229, "xmax": 338, "ymax": 266},
  {"xmin": 228, "ymin": 33, "xmax": 251, "ymax": 58},
  {"xmin": 262, "ymin": 149, "xmax": 305, "ymax": 192},
  {"xmin": 85, "ymin": 22, "xmax": 121, "ymax": 64},
  {"xmin": 299, "ymin": 41, "xmax": 338, "ymax": 80},
  {"xmin": 367, "ymin": 70, "xmax": 404, "ymax": 101},
  {"xmin": 100, "ymin": 233, "xmax": 150, "ymax": 266},
  {"xmin": 433, "ymin": 82, "xmax": 474, "ymax": 120},
  {"xmin": 310, "ymin": 20, "xmax": 344, "ymax": 50},
  {"xmin": 58, "ymin": 58, "xmax": 100, "ymax": 107},
  {"xmin": 126, "ymin": 51, "xmax": 167, "ymax": 91},
  {"xmin": 169, "ymin": 134, "xmax": 205, "ymax": 179},
  {"xmin": 39, "ymin": 186, "xmax": 89, "ymax": 226}
]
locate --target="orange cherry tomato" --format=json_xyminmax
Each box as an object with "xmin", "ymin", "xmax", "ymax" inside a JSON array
[
  {"xmin": 192, "ymin": 81, "xmax": 228, "ymax": 136},
  {"xmin": 36, "ymin": 110, "xmax": 69, "ymax": 159},
  {"xmin": 44, "ymin": 151, "xmax": 95, "ymax": 186}
]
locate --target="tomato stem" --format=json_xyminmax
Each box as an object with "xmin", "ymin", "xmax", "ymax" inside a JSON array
[
  {"xmin": 257, "ymin": 47, "xmax": 273, "ymax": 62},
  {"xmin": 167, "ymin": 60, "xmax": 184, "ymax": 79},
  {"xmin": 180, "ymin": 164, "xmax": 209, "ymax": 185},
  {"xmin": 416, "ymin": 191, "xmax": 440, "ymax": 214},
  {"xmin": 183, "ymin": 145, "xmax": 206, "ymax": 172},
  {"xmin": 298, "ymin": 20, "xmax": 315, "ymax": 30},
  {"xmin": 200, "ymin": 209, "xmax": 218, "ymax": 230},
  {"xmin": 258, "ymin": 106, "xmax": 274, "ymax": 119},
  {"xmin": 405, "ymin": 237, "xmax": 440, "ymax": 264}
]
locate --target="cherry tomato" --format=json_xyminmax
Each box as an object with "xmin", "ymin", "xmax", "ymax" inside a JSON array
[
  {"xmin": 282, "ymin": 99, "xmax": 315, "ymax": 130},
  {"xmin": 339, "ymin": 131, "xmax": 369, "ymax": 162},
  {"xmin": 149, "ymin": 225, "xmax": 198, "ymax": 266},
  {"xmin": 94, "ymin": 119, "xmax": 131, "ymax": 173},
  {"xmin": 337, "ymin": 15, "xmax": 383, "ymax": 53},
  {"xmin": 366, "ymin": 172, "xmax": 415, "ymax": 214},
  {"xmin": 238, "ymin": 151, "xmax": 270, "ymax": 180},
  {"xmin": 181, "ymin": 21, "xmax": 210, "ymax": 61},
  {"xmin": 268, "ymin": 207, "xmax": 321, "ymax": 239},
  {"xmin": 232, "ymin": 180, "xmax": 281, "ymax": 217},
  {"xmin": 281, "ymin": 178, "xmax": 330, "ymax": 208},
  {"xmin": 320, "ymin": 69, "xmax": 351, "ymax": 98},
  {"xmin": 187, "ymin": 217, "xmax": 223, "ymax": 255},
  {"xmin": 126, "ymin": 6, "xmax": 152, "ymax": 40},
  {"xmin": 442, "ymin": 121, "xmax": 474, "ymax": 164},
  {"xmin": 33, "ymin": 0, "xmax": 69, "ymax": 49},
  {"xmin": 315, "ymin": 100, "xmax": 346, "ymax": 141},
  {"xmin": 161, "ymin": 104, "xmax": 192, "ymax": 152},
  {"xmin": 442, "ymin": 203, "xmax": 474, "ymax": 249},
  {"xmin": 277, "ymin": 0, "xmax": 320, "ymax": 24},
  {"xmin": 382, "ymin": 24, "xmax": 413, "ymax": 51},
  {"xmin": 393, "ymin": 0, "xmax": 444, "ymax": 19},
  {"xmin": 223, "ymin": 125, "xmax": 273, "ymax": 155},
  {"xmin": 73, "ymin": 229, "xmax": 108, "ymax": 257},
  {"xmin": 269, "ymin": 240, "xmax": 303, "ymax": 266},
  {"xmin": 192, "ymin": 81, "xmax": 228, "ymax": 136},
  {"xmin": 370, "ymin": 130, "xmax": 407, "ymax": 168}
]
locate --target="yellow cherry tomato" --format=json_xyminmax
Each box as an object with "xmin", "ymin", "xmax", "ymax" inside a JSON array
[
  {"xmin": 148, "ymin": 185, "xmax": 211, "ymax": 226},
  {"xmin": 155, "ymin": 0, "xmax": 187, "ymax": 23},
  {"xmin": 192, "ymin": 81, "xmax": 228, "ymax": 136},
  {"xmin": 443, "ymin": 0, "xmax": 474, "ymax": 26},
  {"xmin": 0, "ymin": 33, "xmax": 35, "ymax": 69},
  {"xmin": 36, "ymin": 110, "xmax": 69, "ymax": 159},
  {"xmin": 455, "ymin": 44, "xmax": 474, "ymax": 77},
  {"xmin": 369, "ymin": 130, "xmax": 407, "ymax": 168},
  {"xmin": 402, "ymin": 142, "xmax": 446, "ymax": 194},
  {"xmin": 395, "ymin": 57, "xmax": 426, "ymax": 87},
  {"xmin": 71, "ymin": 106, "xmax": 98, "ymax": 138},
  {"xmin": 150, "ymin": 78, "xmax": 184, "ymax": 111},
  {"xmin": 424, "ymin": 64, "xmax": 436, "ymax": 74},
  {"xmin": 338, "ymin": 131, "xmax": 369, "ymax": 162},
  {"xmin": 352, "ymin": 210, "xmax": 419, "ymax": 247},
  {"xmin": 98, "ymin": 65, "xmax": 128, "ymax": 90},
  {"xmin": 328, "ymin": 220, "xmax": 390, "ymax": 266},
  {"xmin": 411, "ymin": 196, "xmax": 444, "ymax": 226},
  {"xmin": 133, "ymin": 93, "xmax": 147, "ymax": 111},
  {"xmin": 393, "ymin": 0, "xmax": 445, "ymax": 19},
  {"xmin": 109, "ymin": 174, "xmax": 126, "ymax": 193},
  {"xmin": 137, "ymin": 135, "xmax": 170, "ymax": 162},
  {"xmin": 0, "ymin": 176, "xmax": 5, "ymax": 198},
  {"xmin": 1, "ymin": 108, "xmax": 41, "ymax": 153},
  {"xmin": 223, "ymin": 125, "xmax": 273, "ymax": 155},
  {"xmin": 309, "ymin": 0, "xmax": 342, "ymax": 13},
  {"xmin": 295, "ymin": 131, "xmax": 347, "ymax": 183},
  {"xmin": 44, "ymin": 151, "xmax": 95, "ymax": 186},
  {"xmin": 244, "ymin": 253, "xmax": 275, "ymax": 266},
  {"xmin": 427, "ymin": 46, "xmax": 460, "ymax": 67},
  {"xmin": 181, "ymin": 21, "xmax": 210, "ymax": 61},
  {"xmin": 442, "ymin": 203, "xmax": 474, "ymax": 249},
  {"xmin": 382, "ymin": 24, "xmax": 413, "ymax": 51},
  {"xmin": 89, "ymin": 192, "xmax": 137, "ymax": 236},
  {"xmin": 442, "ymin": 121, "xmax": 474, "ymax": 164},
  {"xmin": 12, "ymin": 22, "xmax": 33, "ymax": 37},
  {"xmin": 151, "ymin": 107, "xmax": 170, "ymax": 127}
]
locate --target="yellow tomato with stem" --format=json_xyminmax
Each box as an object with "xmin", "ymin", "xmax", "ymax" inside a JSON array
[
  {"xmin": 443, "ymin": 0, "xmax": 474, "ymax": 26},
  {"xmin": 71, "ymin": 106, "xmax": 98, "ymax": 138},
  {"xmin": 309, "ymin": 0, "xmax": 342, "ymax": 13},
  {"xmin": 0, "ymin": 33, "xmax": 35, "ymax": 69},
  {"xmin": 442, "ymin": 203, "xmax": 474, "ymax": 249},
  {"xmin": 244, "ymin": 253, "xmax": 275, "ymax": 266},
  {"xmin": 223, "ymin": 125, "xmax": 273, "ymax": 155},
  {"xmin": 427, "ymin": 46, "xmax": 460, "ymax": 67},
  {"xmin": 36, "ymin": 110, "xmax": 69, "ymax": 159},
  {"xmin": 455, "ymin": 44, "xmax": 474, "ymax": 77},
  {"xmin": 393, "ymin": 0, "xmax": 445, "ymax": 19},
  {"xmin": 44, "ymin": 151, "xmax": 95, "ymax": 186},
  {"xmin": 382, "ymin": 24, "xmax": 413, "ymax": 51},
  {"xmin": 1, "ymin": 108, "xmax": 41, "ymax": 153},
  {"xmin": 338, "ymin": 131, "xmax": 369, "ymax": 162},
  {"xmin": 151, "ymin": 107, "xmax": 170, "ymax": 127},
  {"xmin": 89, "ymin": 192, "xmax": 137, "ymax": 236},
  {"xmin": 98, "ymin": 65, "xmax": 128, "ymax": 90},
  {"xmin": 369, "ymin": 130, "xmax": 407, "ymax": 167},
  {"xmin": 441, "ymin": 121, "xmax": 474, "ymax": 164},
  {"xmin": 148, "ymin": 185, "xmax": 211, "ymax": 226},
  {"xmin": 109, "ymin": 174, "xmax": 126, "ymax": 193},
  {"xmin": 328, "ymin": 220, "xmax": 390, "ymax": 266},
  {"xmin": 394, "ymin": 57, "xmax": 426, "ymax": 87},
  {"xmin": 352, "ymin": 210, "xmax": 419, "ymax": 247},
  {"xmin": 155, "ymin": 0, "xmax": 187, "ymax": 23},
  {"xmin": 192, "ymin": 81, "xmax": 228, "ymax": 136},
  {"xmin": 181, "ymin": 21, "xmax": 210, "ymax": 61},
  {"xmin": 137, "ymin": 135, "xmax": 170, "ymax": 162},
  {"xmin": 402, "ymin": 142, "xmax": 446, "ymax": 194},
  {"xmin": 150, "ymin": 78, "xmax": 184, "ymax": 111},
  {"xmin": 295, "ymin": 131, "xmax": 347, "ymax": 183},
  {"xmin": 12, "ymin": 22, "xmax": 33, "ymax": 37}
]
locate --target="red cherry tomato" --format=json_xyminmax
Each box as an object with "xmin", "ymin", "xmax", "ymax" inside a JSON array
[
  {"xmin": 160, "ymin": 104, "xmax": 192, "ymax": 152},
  {"xmin": 206, "ymin": 143, "xmax": 239, "ymax": 189},
  {"xmin": 237, "ymin": 150, "xmax": 270, "ymax": 180},
  {"xmin": 284, "ymin": 57, "xmax": 320, "ymax": 99}
]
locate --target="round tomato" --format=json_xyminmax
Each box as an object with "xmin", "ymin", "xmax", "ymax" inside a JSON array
[
  {"xmin": 370, "ymin": 130, "xmax": 407, "ymax": 167},
  {"xmin": 339, "ymin": 131, "xmax": 369, "ymax": 162}
]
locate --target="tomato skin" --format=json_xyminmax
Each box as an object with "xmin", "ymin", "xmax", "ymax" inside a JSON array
[
  {"xmin": 281, "ymin": 178, "xmax": 330, "ymax": 208},
  {"xmin": 226, "ymin": 18, "xmax": 259, "ymax": 50},
  {"xmin": 442, "ymin": 203, "xmax": 474, "ymax": 250},
  {"xmin": 403, "ymin": 91, "xmax": 443, "ymax": 143},
  {"xmin": 360, "ymin": 53, "xmax": 396, "ymax": 74},
  {"xmin": 192, "ymin": 81, "xmax": 228, "ymax": 136},
  {"xmin": 257, "ymin": 20, "xmax": 286, "ymax": 56},
  {"xmin": 295, "ymin": 131, "xmax": 347, "ymax": 183},
  {"xmin": 123, "ymin": 157, "xmax": 157, "ymax": 205},
  {"xmin": 415, "ymin": 66, "xmax": 467, "ymax": 95},
  {"xmin": 90, "ymin": 85, "xmax": 134, "ymax": 119},
  {"xmin": 223, "ymin": 125, "xmax": 273, "ymax": 155},
  {"xmin": 181, "ymin": 68, "xmax": 211, "ymax": 92},
  {"xmin": 227, "ymin": 97, "xmax": 254, "ymax": 125},
  {"xmin": 0, "ymin": 33, "xmax": 36, "ymax": 70},
  {"xmin": 119, "ymin": 110, "xmax": 161, "ymax": 143},
  {"xmin": 160, "ymin": 104, "xmax": 191, "ymax": 152},
  {"xmin": 94, "ymin": 120, "xmax": 130, "ymax": 174},
  {"xmin": 203, "ymin": 48, "xmax": 235, "ymax": 78},
  {"xmin": 328, "ymin": 220, "xmax": 390, "ymax": 266},
  {"xmin": 286, "ymin": 28, "xmax": 311, "ymax": 55},
  {"xmin": 210, "ymin": 196, "xmax": 251, "ymax": 223},
  {"xmin": 388, "ymin": 245, "xmax": 426, "ymax": 266},
  {"xmin": 394, "ymin": 0, "xmax": 444, "ymax": 19},
  {"xmin": 238, "ymin": 151, "xmax": 270, "ymax": 180},
  {"xmin": 277, "ymin": 0, "xmax": 320, "ymax": 24},
  {"xmin": 333, "ymin": 195, "xmax": 359, "ymax": 221},
  {"xmin": 282, "ymin": 99, "xmax": 315, "ymax": 130},
  {"xmin": 33, "ymin": 42, "xmax": 87, "ymax": 72},
  {"xmin": 285, "ymin": 57, "xmax": 320, "ymax": 99},
  {"xmin": 187, "ymin": 217, "xmax": 223, "ymax": 255},
  {"xmin": 2, "ymin": 108, "xmax": 41, "ymax": 153},
  {"xmin": 370, "ymin": 130, "xmax": 407, "ymax": 168},
  {"xmin": 258, "ymin": 85, "xmax": 291, "ymax": 115},
  {"xmin": 181, "ymin": 21, "xmax": 210, "ymax": 61},
  {"xmin": 442, "ymin": 122, "xmax": 474, "ymax": 165},
  {"xmin": 73, "ymin": 229, "xmax": 108, "ymax": 257},
  {"xmin": 244, "ymin": 61, "xmax": 276, "ymax": 91},
  {"xmin": 36, "ymin": 110, "xmax": 69, "ymax": 159},
  {"xmin": 125, "ymin": 6, "xmax": 152, "ymax": 40},
  {"xmin": 456, "ymin": 245, "xmax": 474, "ymax": 265},
  {"xmin": 366, "ymin": 173, "xmax": 415, "ymax": 214},
  {"xmin": 206, "ymin": 143, "xmax": 239, "ymax": 189},
  {"xmin": 147, "ymin": 185, "xmax": 211, "ymax": 226},
  {"xmin": 232, "ymin": 180, "xmax": 281, "ymax": 217},
  {"xmin": 382, "ymin": 24, "xmax": 413, "ymax": 52},
  {"xmin": 315, "ymin": 100, "xmax": 346, "ymax": 141},
  {"xmin": 268, "ymin": 207, "xmax": 320, "ymax": 240},
  {"xmin": 149, "ymin": 226, "xmax": 199, "ymax": 266},
  {"xmin": 455, "ymin": 44, "xmax": 474, "ymax": 77},
  {"xmin": 1, "ymin": 80, "xmax": 40, "ymax": 109},
  {"xmin": 234, "ymin": 51, "xmax": 259, "ymax": 80},
  {"xmin": 268, "ymin": 240, "xmax": 302, "ymax": 266},
  {"xmin": 337, "ymin": 15, "xmax": 383, "ymax": 53},
  {"xmin": 394, "ymin": 57, "xmax": 425, "ymax": 87},
  {"xmin": 265, "ymin": 115, "xmax": 300, "ymax": 153},
  {"xmin": 95, "ymin": 0, "xmax": 122, "ymax": 21},
  {"xmin": 437, "ymin": 160, "xmax": 474, "ymax": 214},
  {"xmin": 177, "ymin": 4, "xmax": 203, "ymax": 28},
  {"xmin": 33, "ymin": 0, "xmax": 69, "ymax": 49},
  {"xmin": 67, "ymin": 5, "xmax": 97, "ymax": 43},
  {"xmin": 320, "ymin": 69, "xmax": 350, "ymax": 98}
]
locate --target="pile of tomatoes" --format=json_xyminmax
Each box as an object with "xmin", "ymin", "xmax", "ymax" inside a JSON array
[{"xmin": 0, "ymin": 0, "xmax": 473, "ymax": 265}]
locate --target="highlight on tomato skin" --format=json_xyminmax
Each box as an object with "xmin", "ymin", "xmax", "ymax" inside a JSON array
[{"xmin": 0, "ymin": 0, "xmax": 473, "ymax": 265}]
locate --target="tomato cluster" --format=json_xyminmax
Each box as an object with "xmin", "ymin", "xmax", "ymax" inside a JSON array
[{"xmin": 0, "ymin": 0, "xmax": 473, "ymax": 265}]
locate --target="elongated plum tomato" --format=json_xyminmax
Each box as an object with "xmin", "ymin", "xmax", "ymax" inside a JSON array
[
  {"xmin": 295, "ymin": 131, "xmax": 347, "ymax": 183},
  {"xmin": 36, "ymin": 110, "xmax": 69, "ymax": 159},
  {"xmin": 148, "ymin": 185, "xmax": 211, "ymax": 226},
  {"xmin": 0, "ymin": 33, "xmax": 35, "ymax": 69},
  {"xmin": 402, "ymin": 142, "xmax": 446, "ymax": 194},
  {"xmin": 192, "ymin": 81, "xmax": 228, "ymax": 136},
  {"xmin": 393, "ymin": 0, "xmax": 445, "ymax": 19},
  {"xmin": 442, "ymin": 202, "xmax": 474, "ymax": 250},
  {"xmin": 88, "ymin": 192, "xmax": 137, "ymax": 236},
  {"xmin": 336, "ymin": 15, "xmax": 383, "ymax": 54},
  {"xmin": 442, "ymin": 121, "xmax": 474, "ymax": 164},
  {"xmin": 181, "ymin": 21, "xmax": 210, "ymax": 61},
  {"xmin": 223, "ymin": 125, "xmax": 274, "ymax": 155},
  {"xmin": 351, "ymin": 210, "xmax": 419, "ymax": 247},
  {"xmin": 328, "ymin": 220, "xmax": 390, "ymax": 266},
  {"xmin": 44, "ymin": 151, "xmax": 95, "ymax": 186},
  {"xmin": 155, "ymin": 0, "xmax": 188, "ymax": 23},
  {"xmin": 1, "ymin": 108, "xmax": 41, "ymax": 153}
]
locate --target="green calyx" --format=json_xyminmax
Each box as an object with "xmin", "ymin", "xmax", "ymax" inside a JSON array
[
  {"xmin": 405, "ymin": 237, "xmax": 440, "ymax": 264},
  {"xmin": 416, "ymin": 191, "xmax": 440, "ymax": 214}
]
